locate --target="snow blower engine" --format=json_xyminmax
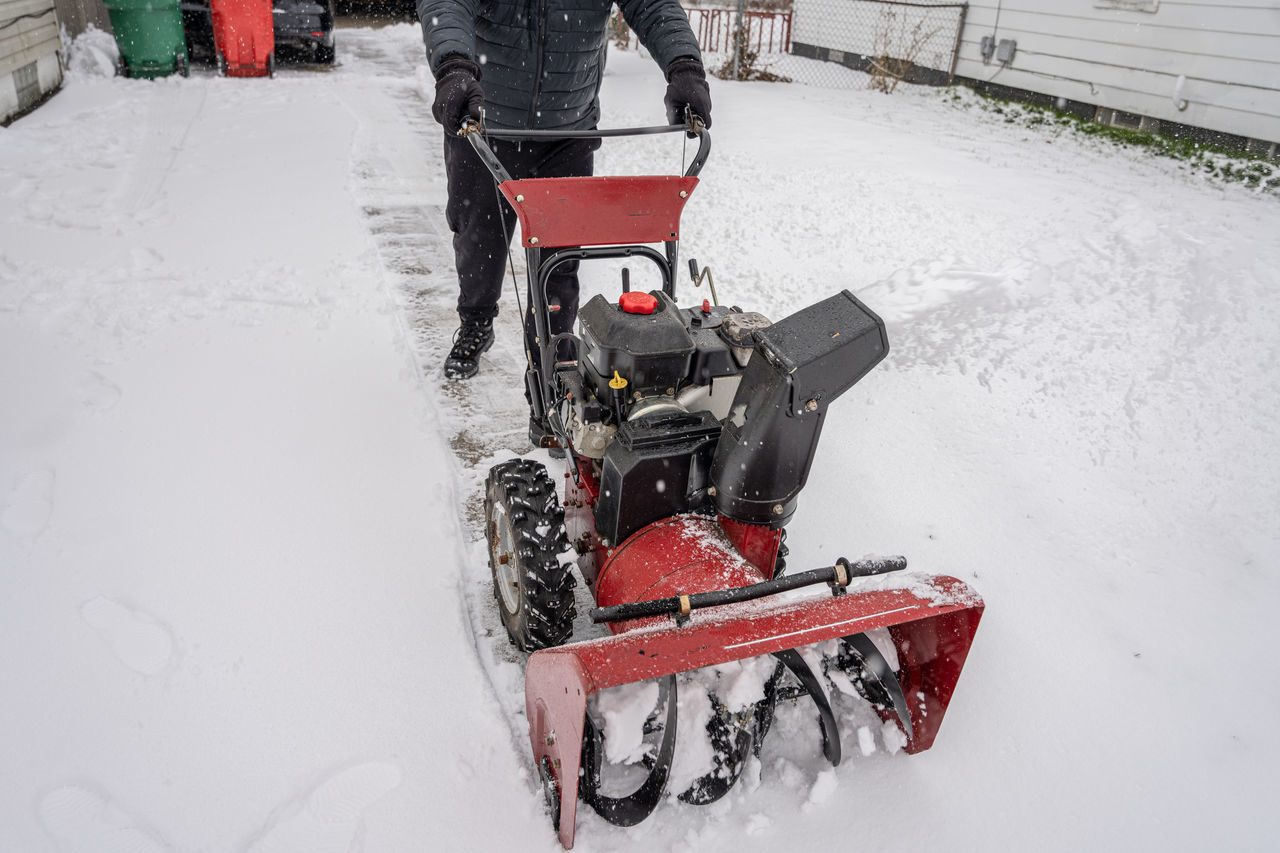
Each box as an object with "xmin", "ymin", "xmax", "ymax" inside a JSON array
[{"xmin": 465, "ymin": 118, "xmax": 984, "ymax": 849}]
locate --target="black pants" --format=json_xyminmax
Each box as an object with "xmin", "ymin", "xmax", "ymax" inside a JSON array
[{"xmin": 443, "ymin": 133, "xmax": 600, "ymax": 356}]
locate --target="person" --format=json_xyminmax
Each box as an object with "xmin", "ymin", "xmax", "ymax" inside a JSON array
[{"xmin": 416, "ymin": 0, "xmax": 712, "ymax": 442}]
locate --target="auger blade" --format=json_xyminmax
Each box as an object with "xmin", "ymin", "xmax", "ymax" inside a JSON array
[
  {"xmin": 525, "ymin": 576, "xmax": 983, "ymax": 848},
  {"xmin": 581, "ymin": 675, "xmax": 678, "ymax": 826},
  {"xmin": 678, "ymin": 697, "xmax": 756, "ymax": 805},
  {"xmin": 838, "ymin": 632, "xmax": 914, "ymax": 740},
  {"xmin": 774, "ymin": 648, "xmax": 841, "ymax": 766}
]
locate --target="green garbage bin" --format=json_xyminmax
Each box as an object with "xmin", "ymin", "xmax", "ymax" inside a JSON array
[{"xmin": 105, "ymin": 0, "xmax": 190, "ymax": 79}]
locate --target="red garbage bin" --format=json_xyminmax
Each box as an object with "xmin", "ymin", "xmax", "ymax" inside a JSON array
[{"xmin": 211, "ymin": 0, "xmax": 275, "ymax": 77}]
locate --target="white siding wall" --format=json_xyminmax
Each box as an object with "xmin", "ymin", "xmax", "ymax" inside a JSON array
[
  {"xmin": 1, "ymin": 0, "xmax": 62, "ymax": 122},
  {"xmin": 0, "ymin": 74, "xmax": 14, "ymax": 118},
  {"xmin": 1, "ymin": 0, "xmax": 61, "ymax": 74},
  {"xmin": 955, "ymin": 1, "xmax": 1280, "ymax": 143}
]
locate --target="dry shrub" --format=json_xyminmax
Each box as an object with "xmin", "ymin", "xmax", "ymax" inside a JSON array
[
  {"xmin": 711, "ymin": 25, "xmax": 792, "ymax": 83},
  {"xmin": 609, "ymin": 9, "xmax": 631, "ymax": 50},
  {"xmin": 867, "ymin": 10, "xmax": 936, "ymax": 93}
]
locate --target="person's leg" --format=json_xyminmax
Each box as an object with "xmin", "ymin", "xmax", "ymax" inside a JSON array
[
  {"xmin": 442, "ymin": 134, "xmax": 518, "ymax": 378},
  {"xmin": 444, "ymin": 134, "xmax": 519, "ymax": 321}
]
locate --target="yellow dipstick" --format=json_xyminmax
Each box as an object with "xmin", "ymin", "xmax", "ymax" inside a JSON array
[{"xmin": 609, "ymin": 370, "xmax": 628, "ymax": 390}]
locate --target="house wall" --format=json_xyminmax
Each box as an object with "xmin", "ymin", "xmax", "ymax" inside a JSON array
[
  {"xmin": 1, "ymin": 0, "xmax": 63, "ymax": 123},
  {"xmin": 955, "ymin": 1, "xmax": 1280, "ymax": 144}
]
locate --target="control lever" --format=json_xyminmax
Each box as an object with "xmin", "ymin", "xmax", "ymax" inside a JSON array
[{"xmin": 688, "ymin": 259, "xmax": 719, "ymax": 306}]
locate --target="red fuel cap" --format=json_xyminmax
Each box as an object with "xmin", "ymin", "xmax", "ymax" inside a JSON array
[{"xmin": 619, "ymin": 291, "xmax": 658, "ymax": 314}]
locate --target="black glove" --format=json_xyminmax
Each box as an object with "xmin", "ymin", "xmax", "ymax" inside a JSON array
[
  {"xmin": 432, "ymin": 56, "xmax": 484, "ymax": 131},
  {"xmin": 664, "ymin": 58, "xmax": 712, "ymax": 128}
]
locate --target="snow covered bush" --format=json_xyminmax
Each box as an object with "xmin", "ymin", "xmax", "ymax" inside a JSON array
[{"xmin": 66, "ymin": 26, "xmax": 119, "ymax": 79}]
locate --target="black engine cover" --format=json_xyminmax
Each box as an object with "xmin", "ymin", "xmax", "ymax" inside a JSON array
[
  {"xmin": 594, "ymin": 410, "xmax": 721, "ymax": 547},
  {"xmin": 578, "ymin": 292, "xmax": 696, "ymax": 394}
]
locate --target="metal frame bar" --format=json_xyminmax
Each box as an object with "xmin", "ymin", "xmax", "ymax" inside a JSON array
[{"xmin": 461, "ymin": 122, "xmax": 710, "ymax": 430}]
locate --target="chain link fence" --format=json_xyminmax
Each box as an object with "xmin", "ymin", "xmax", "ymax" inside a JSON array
[
  {"xmin": 785, "ymin": 0, "xmax": 967, "ymax": 88},
  {"xmin": 616, "ymin": 1, "xmax": 967, "ymax": 89}
]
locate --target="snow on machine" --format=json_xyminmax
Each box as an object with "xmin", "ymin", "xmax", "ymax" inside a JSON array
[{"xmin": 468, "ymin": 117, "xmax": 984, "ymax": 848}]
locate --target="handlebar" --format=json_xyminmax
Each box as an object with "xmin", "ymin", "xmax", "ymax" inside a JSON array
[{"xmin": 458, "ymin": 116, "xmax": 711, "ymax": 182}]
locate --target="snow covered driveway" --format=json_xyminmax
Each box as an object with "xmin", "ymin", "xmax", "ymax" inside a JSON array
[
  {"xmin": 1, "ymin": 27, "xmax": 539, "ymax": 853},
  {"xmin": 2, "ymin": 22, "xmax": 1278, "ymax": 853}
]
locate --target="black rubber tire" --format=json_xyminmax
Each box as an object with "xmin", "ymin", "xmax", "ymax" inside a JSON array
[
  {"xmin": 267, "ymin": 52, "xmax": 275, "ymax": 78},
  {"xmin": 315, "ymin": 43, "xmax": 335, "ymax": 65},
  {"xmin": 485, "ymin": 459, "xmax": 576, "ymax": 651},
  {"xmin": 216, "ymin": 51, "xmax": 226, "ymax": 77},
  {"xmin": 176, "ymin": 52, "xmax": 189, "ymax": 78}
]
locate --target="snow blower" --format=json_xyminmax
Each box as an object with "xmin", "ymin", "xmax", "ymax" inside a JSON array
[{"xmin": 467, "ymin": 118, "xmax": 983, "ymax": 848}]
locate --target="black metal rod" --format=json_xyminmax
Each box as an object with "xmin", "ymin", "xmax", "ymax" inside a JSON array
[
  {"xmin": 525, "ymin": 246, "xmax": 551, "ymax": 422},
  {"xmin": 459, "ymin": 121, "xmax": 711, "ymax": 180},
  {"xmin": 538, "ymin": 247, "xmax": 671, "ymax": 296},
  {"xmin": 462, "ymin": 127, "xmax": 513, "ymax": 183},
  {"xmin": 480, "ymin": 124, "xmax": 687, "ymax": 139},
  {"xmin": 589, "ymin": 556, "xmax": 908, "ymax": 624}
]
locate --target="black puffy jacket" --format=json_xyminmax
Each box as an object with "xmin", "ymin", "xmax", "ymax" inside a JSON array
[{"xmin": 417, "ymin": 0, "xmax": 701, "ymax": 130}]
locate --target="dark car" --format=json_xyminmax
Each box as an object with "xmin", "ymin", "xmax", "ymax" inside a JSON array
[
  {"xmin": 273, "ymin": 0, "xmax": 336, "ymax": 64},
  {"xmin": 180, "ymin": 0, "xmax": 215, "ymax": 60}
]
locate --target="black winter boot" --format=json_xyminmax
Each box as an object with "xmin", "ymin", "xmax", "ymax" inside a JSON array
[{"xmin": 444, "ymin": 318, "xmax": 494, "ymax": 379}]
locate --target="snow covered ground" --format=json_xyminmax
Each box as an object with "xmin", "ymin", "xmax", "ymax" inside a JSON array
[{"xmin": 2, "ymin": 22, "xmax": 1278, "ymax": 853}]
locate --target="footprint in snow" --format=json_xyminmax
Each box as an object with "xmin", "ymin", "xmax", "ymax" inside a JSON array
[
  {"xmin": 129, "ymin": 247, "xmax": 164, "ymax": 271},
  {"xmin": 79, "ymin": 370, "xmax": 122, "ymax": 412},
  {"xmin": 38, "ymin": 784, "xmax": 172, "ymax": 853},
  {"xmin": 80, "ymin": 596, "xmax": 176, "ymax": 677},
  {"xmin": 2, "ymin": 467, "xmax": 55, "ymax": 538},
  {"xmin": 245, "ymin": 761, "xmax": 402, "ymax": 853}
]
